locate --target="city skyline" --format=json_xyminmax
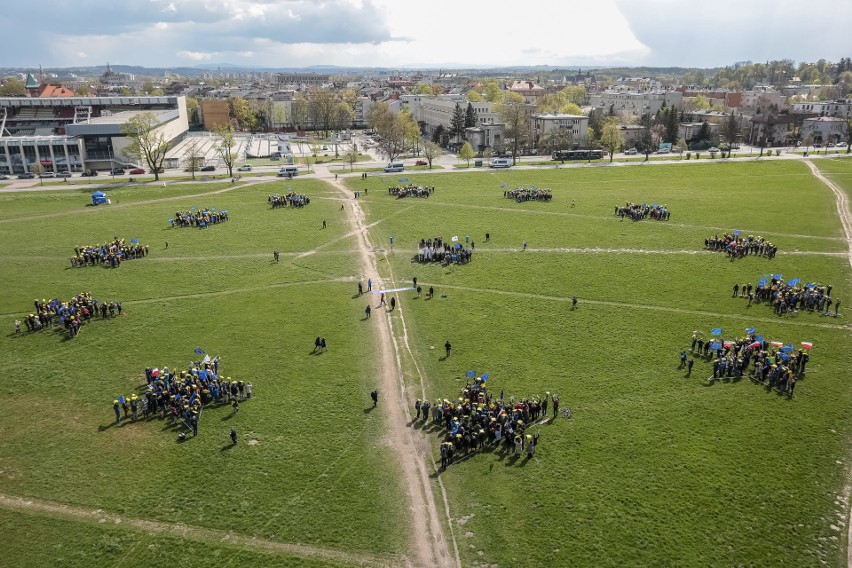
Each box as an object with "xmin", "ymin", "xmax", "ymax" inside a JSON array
[{"xmin": 1, "ymin": 0, "xmax": 850, "ymax": 71}]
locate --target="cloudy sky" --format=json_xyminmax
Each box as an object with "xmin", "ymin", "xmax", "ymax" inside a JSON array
[{"xmin": 1, "ymin": 0, "xmax": 849, "ymax": 69}]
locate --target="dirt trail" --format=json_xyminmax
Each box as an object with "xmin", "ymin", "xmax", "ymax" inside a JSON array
[
  {"xmin": 804, "ymin": 161, "xmax": 852, "ymax": 568},
  {"xmin": 325, "ymin": 171, "xmax": 457, "ymax": 568},
  {"xmin": 0, "ymin": 493, "xmax": 400, "ymax": 567}
]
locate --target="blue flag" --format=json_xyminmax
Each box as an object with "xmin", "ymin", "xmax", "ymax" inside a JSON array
[
  {"xmin": 758, "ymin": 278, "xmax": 768, "ymax": 287},
  {"xmin": 772, "ymin": 274, "xmax": 782, "ymax": 280},
  {"xmin": 745, "ymin": 327, "xmax": 756, "ymax": 334},
  {"xmin": 480, "ymin": 373, "xmax": 489, "ymax": 382},
  {"xmin": 710, "ymin": 328, "xmax": 722, "ymax": 336},
  {"xmin": 733, "ymin": 230, "xmax": 741, "ymax": 236},
  {"xmin": 755, "ymin": 335, "xmax": 764, "ymax": 345},
  {"xmin": 466, "ymin": 370, "xmax": 477, "ymax": 378},
  {"xmin": 194, "ymin": 348, "xmax": 205, "ymax": 354},
  {"xmin": 131, "ymin": 238, "xmax": 139, "ymax": 244},
  {"xmin": 779, "ymin": 352, "xmax": 791, "ymax": 362},
  {"xmin": 780, "ymin": 344, "xmax": 794, "ymax": 353},
  {"xmin": 709, "ymin": 341, "xmax": 722, "ymax": 350},
  {"xmin": 787, "ymin": 278, "xmax": 800, "ymax": 286}
]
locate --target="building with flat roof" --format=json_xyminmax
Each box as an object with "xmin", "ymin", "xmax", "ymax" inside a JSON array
[{"xmin": 0, "ymin": 95, "xmax": 188, "ymax": 173}]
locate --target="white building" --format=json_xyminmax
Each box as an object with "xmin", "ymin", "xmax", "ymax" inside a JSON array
[
  {"xmin": 400, "ymin": 95, "xmax": 502, "ymax": 137},
  {"xmin": 588, "ymin": 90, "xmax": 683, "ymax": 116},
  {"xmin": 791, "ymin": 100, "xmax": 852, "ymax": 117},
  {"xmin": 800, "ymin": 116, "xmax": 847, "ymax": 145},
  {"xmin": 531, "ymin": 113, "xmax": 589, "ymax": 147}
]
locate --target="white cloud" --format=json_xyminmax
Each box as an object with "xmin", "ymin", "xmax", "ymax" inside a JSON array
[{"xmin": 176, "ymin": 50, "xmax": 215, "ymax": 61}]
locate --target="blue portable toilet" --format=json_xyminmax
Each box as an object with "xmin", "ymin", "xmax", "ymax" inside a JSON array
[{"xmin": 91, "ymin": 191, "xmax": 108, "ymax": 206}]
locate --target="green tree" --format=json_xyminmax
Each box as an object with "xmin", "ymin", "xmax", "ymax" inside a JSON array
[
  {"xmin": 414, "ymin": 82, "xmax": 433, "ymax": 95},
  {"xmin": 464, "ymin": 102, "xmax": 478, "ymax": 128},
  {"xmin": 587, "ymin": 109, "xmax": 605, "ymax": 143},
  {"xmin": 722, "ymin": 112, "xmax": 739, "ymax": 146},
  {"xmin": 229, "ymin": 97, "xmax": 257, "ymax": 130},
  {"xmin": 307, "ymin": 88, "xmax": 338, "ymax": 137},
  {"xmin": 402, "ymin": 112, "xmax": 421, "ymax": 156},
  {"xmin": 431, "ymin": 124, "xmax": 445, "ymax": 145},
  {"xmin": 291, "ymin": 94, "xmax": 308, "ymax": 130},
  {"xmin": 450, "ymin": 103, "xmax": 466, "ymax": 142},
  {"xmin": 467, "ymin": 89, "xmax": 482, "ymax": 102},
  {"xmin": 496, "ymin": 92, "xmax": 529, "ymax": 165},
  {"xmin": 0, "ymin": 77, "xmax": 26, "ymax": 96},
  {"xmin": 483, "ymin": 80, "xmax": 502, "ymax": 102},
  {"xmin": 423, "ymin": 141, "xmax": 442, "ymax": 169},
  {"xmin": 75, "ymin": 84, "xmax": 92, "ymax": 96},
  {"xmin": 599, "ymin": 117, "xmax": 625, "ymax": 162},
  {"xmin": 665, "ymin": 107, "xmax": 679, "ymax": 144},
  {"xmin": 211, "ymin": 123, "xmax": 237, "ymax": 178},
  {"xmin": 185, "ymin": 97, "xmax": 200, "ymax": 125},
  {"xmin": 459, "ymin": 141, "xmax": 475, "ymax": 166},
  {"xmin": 121, "ymin": 112, "xmax": 170, "ymax": 181}
]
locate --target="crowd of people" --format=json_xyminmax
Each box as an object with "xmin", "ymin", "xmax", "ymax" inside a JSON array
[
  {"xmin": 269, "ymin": 192, "xmax": 310, "ymax": 208},
  {"xmin": 688, "ymin": 330, "xmax": 810, "ymax": 397},
  {"xmin": 416, "ymin": 236, "xmax": 474, "ymax": 264},
  {"xmin": 732, "ymin": 278, "xmax": 840, "ymax": 316},
  {"xmin": 389, "ymin": 184, "xmax": 434, "ymax": 198},
  {"xmin": 70, "ymin": 238, "xmax": 149, "ymax": 268},
  {"xmin": 16, "ymin": 292, "xmax": 122, "ymax": 338},
  {"xmin": 112, "ymin": 357, "xmax": 253, "ymax": 436},
  {"xmin": 504, "ymin": 186, "xmax": 552, "ymax": 202},
  {"xmin": 170, "ymin": 207, "xmax": 229, "ymax": 228},
  {"xmin": 614, "ymin": 202, "xmax": 671, "ymax": 221},
  {"xmin": 705, "ymin": 233, "xmax": 777, "ymax": 259},
  {"xmin": 413, "ymin": 378, "xmax": 554, "ymax": 469}
]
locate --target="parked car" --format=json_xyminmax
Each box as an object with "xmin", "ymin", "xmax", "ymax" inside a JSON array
[
  {"xmin": 415, "ymin": 160, "xmax": 427, "ymax": 166},
  {"xmin": 624, "ymin": 148, "xmax": 637, "ymax": 155},
  {"xmin": 237, "ymin": 164, "xmax": 252, "ymax": 171},
  {"xmin": 200, "ymin": 165, "xmax": 216, "ymax": 172},
  {"xmin": 39, "ymin": 172, "xmax": 56, "ymax": 178},
  {"xmin": 708, "ymin": 147, "xmax": 720, "ymax": 153},
  {"xmin": 111, "ymin": 168, "xmax": 125, "ymax": 175},
  {"xmin": 18, "ymin": 172, "xmax": 35, "ymax": 179},
  {"xmin": 0, "ymin": 175, "xmax": 9, "ymax": 180},
  {"xmin": 56, "ymin": 171, "xmax": 73, "ymax": 178},
  {"xmin": 129, "ymin": 168, "xmax": 145, "ymax": 175},
  {"xmin": 81, "ymin": 169, "xmax": 99, "ymax": 177}
]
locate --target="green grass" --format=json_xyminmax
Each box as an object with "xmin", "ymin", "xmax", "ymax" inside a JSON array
[
  {"xmin": 0, "ymin": 178, "xmax": 408, "ymax": 564},
  {"xmin": 346, "ymin": 159, "xmax": 852, "ymax": 567},
  {"xmin": 2, "ymin": 158, "xmax": 851, "ymax": 567}
]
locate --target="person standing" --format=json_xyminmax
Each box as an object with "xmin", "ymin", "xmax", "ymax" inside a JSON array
[
  {"xmin": 371, "ymin": 389, "xmax": 379, "ymax": 407},
  {"xmin": 522, "ymin": 240, "xmax": 527, "ymax": 251},
  {"xmin": 14, "ymin": 320, "xmax": 20, "ymax": 335},
  {"xmin": 365, "ymin": 305, "xmax": 371, "ymax": 319},
  {"xmin": 230, "ymin": 427, "xmax": 238, "ymax": 445},
  {"xmin": 415, "ymin": 399, "xmax": 421, "ymax": 420},
  {"xmin": 541, "ymin": 392, "xmax": 549, "ymax": 418},
  {"xmin": 444, "ymin": 340, "xmax": 452, "ymax": 358},
  {"xmin": 358, "ymin": 281, "xmax": 363, "ymax": 296},
  {"xmin": 113, "ymin": 399, "xmax": 121, "ymax": 424},
  {"xmin": 273, "ymin": 250, "xmax": 279, "ymax": 262},
  {"xmin": 687, "ymin": 358, "xmax": 694, "ymax": 376},
  {"xmin": 552, "ymin": 394, "xmax": 559, "ymax": 418},
  {"xmin": 572, "ymin": 296, "xmax": 577, "ymax": 309},
  {"xmin": 367, "ymin": 278, "xmax": 372, "ymax": 292},
  {"xmin": 680, "ymin": 351, "xmax": 687, "ymax": 368},
  {"xmin": 390, "ymin": 297, "xmax": 396, "ymax": 311}
]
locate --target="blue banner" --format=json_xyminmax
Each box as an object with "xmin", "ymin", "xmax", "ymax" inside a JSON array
[
  {"xmin": 710, "ymin": 328, "xmax": 722, "ymax": 336},
  {"xmin": 787, "ymin": 278, "xmax": 800, "ymax": 286},
  {"xmin": 481, "ymin": 373, "xmax": 489, "ymax": 381},
  {"xmin": 466, "ymin": 370, "xmax": 477, "ymax": 378},
  {"xmin": 194, "ymin": 348, "xmax": 205, "ymax": 354},
  {"xmin": 755, "ymin": 335, "xmax": 764, "ymax": 345},
  {"xmin": 745, "ymin": 327, "xmax": 756, "ymax": 334},
  {"xmin": 758, "ymin": 278, "xmax": 768, "ymax": 287},
  {"xmin": 733, "ymin": 230, "xmax": 741, "ymax": 236}
]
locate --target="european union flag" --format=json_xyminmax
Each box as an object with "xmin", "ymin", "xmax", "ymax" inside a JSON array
[
  {"xmin": 733, "ymin": 230, "xmax": 741, "ymax": 236},
  {"xmin": 755, "ymin": 335, "xmax": 764, "ymax": 345},
  {"xmin": 480, "ymin": 373, "xmax": 489, "ymax": 381},
  {"xmin": 710, "ymin": 328, "xmax": 722, "ymax": 336},
  {"xmin": 772, "ymin": 274, "xmax": 782, "ymax": 280},
  {"xmin": 709, "ymin": 341, "xmax": 722, "ymax": 350},
  {"xmin": 787, "ymin": 278, "xmax": 800, "ymax": 286},
  {"xmin": 194, "ymin": 348, "xmax": 205, "ymax": 354},
  {"xmin": 758, "ymin": 278, "xmax": 768, "ymax": 287},
  {"xmin": 466, "ymin": 370, "xmax": 477, "ymax": 378},
  {"xmin": 745, "ymin": 327, "xmax": 756, "ymax": 333}
]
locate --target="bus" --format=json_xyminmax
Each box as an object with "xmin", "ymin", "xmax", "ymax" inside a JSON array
[
  {"xmin": 552, "ymin": 149, "xmax": 604, "ymax": 161},
  {"xmin": 277, "ymin": 165, "xmax": 299, "ymax": 177}
]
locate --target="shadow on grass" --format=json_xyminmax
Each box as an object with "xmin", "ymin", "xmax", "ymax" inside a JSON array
[
  {"xmin": 221, "ymin": 413, "xmax": 236, "ymax": 421},
  {"xmin": 220, "ymin": 444, "xmax": 236, "ymax": 452},
  {"xmin": 363, "ymin": 406, "xmax": 375, "ymax": 414}
]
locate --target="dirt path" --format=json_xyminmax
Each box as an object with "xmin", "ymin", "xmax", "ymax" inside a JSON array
[
  {"xmin": 0, "ymin": 493, "xmax": 401, "ymax": 567},
  {"xmin": 325, "ymin": 171, "xmax": 457, "ymax": 568},
  {"xmin": 803, "ymin": 161, "xmax": 852, "ymax": 568}
]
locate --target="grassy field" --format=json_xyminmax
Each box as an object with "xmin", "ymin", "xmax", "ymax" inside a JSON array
[
  {"xmin": 2, "ymin": 158, "xmax": 851, "ymax": 567},
  {"xmin": 0, "ymin": 178, "xmax": 408, "ymax": 566},
  {"xmin": 348, "ymin": 159, "xmax": 852, "ymax": 567}
]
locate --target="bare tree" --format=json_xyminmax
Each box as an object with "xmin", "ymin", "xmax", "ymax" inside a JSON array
[
  {"xmin": 496, "ymin": 92, "xmax": 529, "ymax": 165},
  {"xmin": 121, "ymin": 112, "xmax": 170, "ymax": 181},
  {"xmin": 211, "ymin": 123, "xmax": 238, "ymax": 178},
  {"xmin": 181, "ymin": 138, "xmax": 203, "ymax": 180},
  {"xmin": 423, "ymin": 141, "xmax": 442, "ymax": 169}
]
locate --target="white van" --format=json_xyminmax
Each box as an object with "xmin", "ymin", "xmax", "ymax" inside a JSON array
[
  {"xmin": 384, "ymin": 162, "xmax": 404, "ymax": 173},
  {"xmin": 277, "ymin": 165, "xmax": 299, "ymax": 177},
  {"xmin": 489, "ymin": 158, "xmax": 512, "ymax": 168}
]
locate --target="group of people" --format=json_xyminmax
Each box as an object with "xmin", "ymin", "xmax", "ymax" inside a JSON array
[
  {"xmin": 414, "ymin": 378, "xmax": 556, "ymax": 469},
  {"xmin": 736, "ymin": 278, "xmax": 841, "ymax": 316},
  {"xmin": 269, "ymin": 192, "xmax": 310, "ymax": 208},
  {"xmin": 504, "ymin": 186, "xmax": 552, "ymax": 202},
  {"xmin": 389, "ymin": 184, "xmax": 433, "ymax": 198},
  {"xmin": 416, "ymin": 236, "xmax": 474, "ymax": 265},
  {"xmin": 170, "ymin": 208, "xmax": 229, "ymax": 228},
  {"xmin": 70, "ymin": 238, "xmax": 149, "ymax": 269},
  {"xmin": 16, "ymin": 292, "xmax": 122, "ymax": 338},
  {"xmin": 112, "ymin": 358, "xmax": 252, "ymax": 436},
  {"xmin": 705, "ymin": 233, "xmax": 777, "ymax": 259},
  {"xmin": 614, "ymin": 202, "xmax": 671, "ymax": 221},
  {"xmin": 688, "ymin": 331, "xmax": 809, "ymax": 397}
]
